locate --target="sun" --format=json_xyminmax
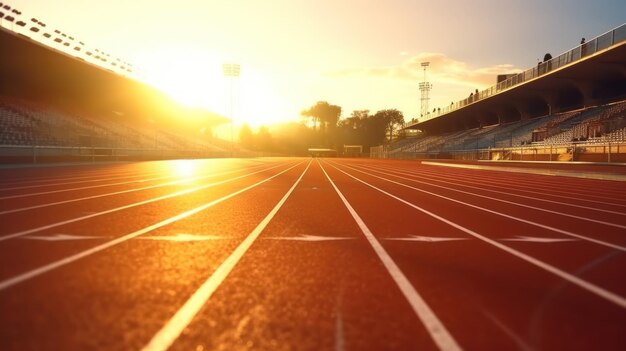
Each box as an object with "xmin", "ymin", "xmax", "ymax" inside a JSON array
[
  {"xmin": 134, "ymin": 47, "xmax": 293, "ymax": 128},
  {"xmin": 135, "ymin": 47, "xmax": 224, "ymax": 111}
]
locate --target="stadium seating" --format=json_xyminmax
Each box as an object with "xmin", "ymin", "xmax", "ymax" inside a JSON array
[
  {"xmin": 390, "ymin": 100, "xmax": 626, "ymax": 157},
  {"xmin": 0, "ymin": 96, "xmax": 226, "ymax": 153}
]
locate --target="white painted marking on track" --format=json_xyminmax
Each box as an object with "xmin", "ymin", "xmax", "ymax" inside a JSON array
[
  {"xmin": 19, "ymin": 234, "xmax": 103, "ymax": 241},
  {"xmin": 138, "ymin": 234, "xmax": 225, "ymax": 242},
  {"xmin": 422, "ymin": 161, "xmax": 626, "ymax": 182},
  {"xmin": 263, "ymin": 234, "xmax": 354, "ymax": 241},
  {"xmin": 326, "ymin": 160, "xmax": 626, "ymax": 309},
  {"xmin": 373, "ymin": 163, "xmax": 626, "ymax": 209},
  {"xmin": 141, "ymin": 160, "xmax": 312, "ymax": 351},
  {"xmin": 0, "ymin": 161, "xmax": 304, "ymax": 291},
  {"xmin": 0, "ymin": 162, "xmax": 269, "ymax": 211},
  {"xmin": 482, "ymin": 310, "xmax": 534, "ymax": 351},
  {"xmin": 331, "ymin": 161, "xmax": 626, "ymax": 252},
  {"xmin": 355, "ymin": 163, "xmax": 626, "ymax": 216},
  {"xmin": 319, "ymin": 161, "xmax": 463, "ymax": 351},
  {"xmin": 0, "ymin": 162, "xmax": 291, "ymax": 242},
  {"xmin": 349, "ymin": 163, "xmax": 626, "ymax": 227},
  {"xmin": 385, "ymin": 235, "xmax": 468, "ymax": 242},
  {"xmin": 500, "ymin": 236, "xmax": 578, "ymax": 243}
]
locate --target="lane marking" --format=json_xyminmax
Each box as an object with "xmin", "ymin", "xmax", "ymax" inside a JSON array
[
  {"xmin": 385, "ymin": 235, "xmax": 468, "ymax": 242},
  {"xmin": 0, "ymin": 174, "xmax": 169, "ymax": 200},
  {"xmin": 331, "ymin": 161, "xmax": 626, "ymax": 252},
  {"xmin": 373, "ymin": 163, "xmax": 626, "ymax": 209},
  {"xmin": 482, "ymin": 311, "xmax": 534, "ymax": 351},
  {"xmin": 366, "ymin": 161, "xmax": 626, "ymax": 204},
  {"xmin": 0, "ymin": 170, "xmax": 167, "ymax": 192},
  {"xmin": 263, "ymin": 234, "xmax": 354, "ymax": 241},
  {"xmin": 326, "ymin": 161, "xmax": 626, "ymax": 309},
  {"xmin": 319, "ymin": 161, "xmax": 462, "ymax": 351},
  {"xmin": 0, "ymin": 161, "xmax": 304, "ymax": 291},
  {"xmin": 142, "ymin": 160, "xmax": 312, "ymax": 351},
  {"xmin": 0, "ymin": 168, "xmax": 165, "ymax": 188},
  {"xmin": 349, "ymin": 163, "xmax": 626, "ymax": 227},
  {"xmin": 19, "ymin": 234, "xmax": 103, "ymax": 241},
  {"xmin": 137, "ymin": 234, "xmax": 226, "ymax": 242},
  {"xmin": 500, "ymin": 236, "xmax": 578, "ymax": 243},
  {"xmin": 414, "ymin": 164, "xmax": 626, "ymax": 202},
  {"xmin": 359, "ymin": 163, "xmax": 626, "ymax": 215},
  {"xmin": 0, "ymin": 163, "xmax": 270, "ymax": 215},
  {"xmin": 0, "ymin": 162, "xmax": 292, "ymax": 242},
  {"xmin": 422, "ymin": 161, "xmax": 626, "ymax": 182},
  {"xmin": 0, "ymin": 162, "xmax": 269, "ymax": 201}
]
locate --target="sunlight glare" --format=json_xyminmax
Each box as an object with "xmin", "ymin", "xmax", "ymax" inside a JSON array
[{"xmin": 170, "ymin": 159, "xmax": 197, "ymax": 179}]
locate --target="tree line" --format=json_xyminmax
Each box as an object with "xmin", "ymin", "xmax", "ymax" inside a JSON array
[{"xmin": 238, "ymin": 101, "xmax": 405, "ymax": 155}]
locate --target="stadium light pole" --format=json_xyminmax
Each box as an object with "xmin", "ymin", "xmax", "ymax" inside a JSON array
[{"xmin": 223, "ymin": 64, "xmax": 240, "ymax": 156}]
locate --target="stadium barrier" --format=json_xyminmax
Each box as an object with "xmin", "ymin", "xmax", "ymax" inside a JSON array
[
  {"xmin": 375, "ymin": 141, "xmax": 626, "ymax": 163},
  {"xmin": 0, "ymin": 145, "xmax": 232, "ymax": 163}
]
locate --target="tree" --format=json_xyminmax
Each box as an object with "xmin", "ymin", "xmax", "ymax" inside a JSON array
[
  {"xmin": 238, "ymin": 123, "xmax": 254, "ymax": 150},
  {"xmin": 374, "ymin": 109, "xmax": 405, "ymax": 143},
  {"xmin": 256, "ymin": 126, "xmax": 273, "ymax": 152},
  {"xmin": 301, "ymin": 101, "xmax": 342, "ymax": 147},
  {"xmin": 301, "ymin": 101, "xmax": 342, "ymax": 133}
]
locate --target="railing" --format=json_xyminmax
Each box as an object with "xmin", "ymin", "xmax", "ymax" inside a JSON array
[
  {"xmin": 375, "ymin": 140, "xmax": 626, "ymax": 163},
  {"xmin": 404, "ymin": 23, "xmax": 626, "ymax": 128},
  {"xmin": 0, "ymin": 145, "xmax": 231, "ymax": 163}
]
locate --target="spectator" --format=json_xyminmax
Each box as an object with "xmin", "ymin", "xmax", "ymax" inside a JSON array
[
  {"xmin": 580, "ymin": 37, "xmax": 585, "ymax": 44},
  {"xmin": 543, "ymin": 53, "xmax": 552, "ymax": 72}
]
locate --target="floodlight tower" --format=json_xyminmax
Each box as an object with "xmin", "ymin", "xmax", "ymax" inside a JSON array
[
  {"xmin": 418, "ymin": 62, "xmax": 432, "ymax": 118},
  {"xmin": 223, "ymin": 64, "xmax": 240, "ymax": 153}
]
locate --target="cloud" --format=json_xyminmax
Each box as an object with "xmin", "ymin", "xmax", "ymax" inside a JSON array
[{"xmin": 324, "ymin": 52, "xmax": 523, "ymax": 89}]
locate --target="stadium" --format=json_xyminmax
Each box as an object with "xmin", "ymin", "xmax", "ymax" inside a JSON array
[{"xmin": 1, "ymin": 2, "xmax": 625, "ymax": 351}]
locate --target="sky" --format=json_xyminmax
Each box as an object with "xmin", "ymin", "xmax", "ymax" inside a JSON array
[{"xmin": 6, "ymin": 0, "xmax": 626, "ymax": 132}]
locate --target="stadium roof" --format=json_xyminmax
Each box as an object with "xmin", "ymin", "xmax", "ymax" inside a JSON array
[{"xmin": 406, "ymin": 24, "xmax": 626, "ymax": 134}]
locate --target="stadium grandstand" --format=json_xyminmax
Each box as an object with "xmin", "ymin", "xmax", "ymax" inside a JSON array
[
  {"xmin": 375, "ymin": 23, "xmax": 626, "ymax": 163},
  {"xmin": 0, "ymin": 3, "xmax": 230, "ymax": 163}
]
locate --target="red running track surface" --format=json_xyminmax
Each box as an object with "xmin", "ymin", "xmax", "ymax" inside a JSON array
[{"xmin": 0, "ymin": 158, "xmax": 624, "ymax": 350}]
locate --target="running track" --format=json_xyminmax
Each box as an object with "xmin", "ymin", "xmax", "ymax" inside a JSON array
[{"xmin": 0, "ymin": 158, "xmax": 624, "ymax": 350}]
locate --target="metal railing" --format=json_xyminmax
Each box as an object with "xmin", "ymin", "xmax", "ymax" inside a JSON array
[
  {"xmin": 375, "ymin": 140, "xmax": 626, "ymax": 163},
  {"xmin": 404, "ymin": 23, "xmax": 626, "ymax": 128}
]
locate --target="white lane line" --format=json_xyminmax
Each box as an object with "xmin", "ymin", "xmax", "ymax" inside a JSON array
[
  {"xmin": 367, "ymin": 160, "xmax": 625, "ymax": 202},
  {"xmin": 0, "ymin": 163, "xmax": 269, "ymax": 215},
  {"xmin": 482, "ymin": 311, "xmax": 534, "ymax": 351},
  {"xmin": 372, "ymin": 163, "xmax": 626, "ymax": 209},
  {"xmin": 422, "ymin": 161, "xmax": 626, "ymax": 182},
  {"xmin": 138, "ymin": 234, "xmax": 226, "ymax": 241},
  {"xmin": 0, "ymin": 162, "xmax": 269, "ymax": 201},
  {"xmin": 0, "ymin": 171, "xmax": 166, "ymax": 192},
  {"xmin": 0, "ymin": 169, "xmax": 163, "ymax": 188},
  {"xmin": 358, "ymin": 163, "xmax": 626, "ymax": 215},
  {"xmin": 319, "ymin": 161, "xmax": 462, "ymax": 351},
  {"xmin": 0, "ymin": 174, "xmax": 174, "ymax": 200},
  {"xmin": 0, "ymin": 162, "xmax": 292, "ymax": 242},
  {"xmin": 500, "ymin": 236, "xmax": 578, "ymax": 243},
  {"xmin": 263, "ymin": 234, "xmax": 354, "ymax": 241},
  {"xmin": 350, "ymin": 163, "xmax": 626, "ymax": 227},
  {"xmin": 141, "ymin": 160, "xmax": 312, "ymax": 351},
  {"xmin": 0, "ymin": 161, "xmax": 304, "ymax": 291},
  {"xmin": 414, "ymin": 164, "xmax": 626, "ymax": 202},
  {"xmin": 326, "ymin": 161, "xmax": 626, "ymax": 309},
  {"xmin": 385, "ymin": 235, "xmax": 468, "ymax": 242},
  {"xmin": 332, "ymin": 162, "xmax": 626, "ymax": 252},
  {"xmin": 19, "ymin": 234, "xmax": 104, "ymax": 241}
]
